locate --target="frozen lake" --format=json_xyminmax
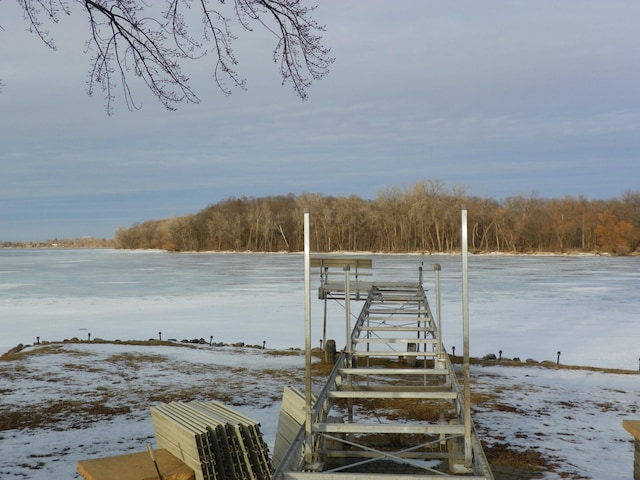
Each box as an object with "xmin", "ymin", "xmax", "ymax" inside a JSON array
[{"xmin": 1, "ymin": 249, "xmax": 638, "ymax": 370}]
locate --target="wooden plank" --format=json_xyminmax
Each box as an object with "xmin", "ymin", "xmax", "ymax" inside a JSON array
[{"xmin": 77, "ymin": 449, "xmax": 195, "ymax": 480}]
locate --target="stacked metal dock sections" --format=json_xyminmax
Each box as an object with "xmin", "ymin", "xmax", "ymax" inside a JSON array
[
  {"xmin": 273, "ymin": 387, "xmax": 311, "ymax": 470},
  {"xmin": 151, "ymin": 400, "xmax": 273, "ymax": 480}
]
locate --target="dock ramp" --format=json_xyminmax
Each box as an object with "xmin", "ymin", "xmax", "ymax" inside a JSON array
[{"xmin": 274, "ymin": 253, "xmax": 494, "ymax": 479}]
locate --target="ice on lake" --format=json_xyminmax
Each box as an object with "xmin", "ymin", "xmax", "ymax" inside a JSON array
[{"xmin": 1, "ymin": 249, "xmax": 638, "ymax": 370}]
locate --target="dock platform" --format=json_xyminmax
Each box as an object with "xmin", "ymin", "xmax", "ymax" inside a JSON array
[{"xmin": 273, "ymin": 256, "xmax": 494, "ymax": 479}]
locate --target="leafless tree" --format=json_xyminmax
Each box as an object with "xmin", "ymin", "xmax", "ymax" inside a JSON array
[
  {"xmin": 10, "ymin": 0, "xmax": 333, "ymax": 113},
  {"xmin": 111, "ymin": 184, "xmax": 640, "ymax": 254}
]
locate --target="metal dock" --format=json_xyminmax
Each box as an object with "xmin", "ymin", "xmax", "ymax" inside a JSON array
[
  {"xmin": 272, "ymin": 209, "xmax": 494, "ymax": 479},
  {"xmin": 143, "ymin": 209, "xmax": 494, "ymax": 480}
]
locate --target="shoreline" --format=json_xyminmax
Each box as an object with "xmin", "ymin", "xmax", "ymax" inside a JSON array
[
  {"xmin": 2, "ymin": 246, "xmax": 637, "ymax": 256},
  {"xmin": 3, "ymin": 338, "xmax": 638, "ymax": 376}
]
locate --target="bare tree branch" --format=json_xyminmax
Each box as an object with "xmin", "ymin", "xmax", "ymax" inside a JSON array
[
  {"xmin": 15, "ymin": 0, "xmax": 71, "ymax": 49},
  {"xmin": 6, "ymin": 0, "xmax": 334, "ymax": 114}
]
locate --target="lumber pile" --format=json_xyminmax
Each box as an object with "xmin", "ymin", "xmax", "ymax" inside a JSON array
[{"xmin": 151, "ymin": 400, "xmax": 272, "ymax": 480}]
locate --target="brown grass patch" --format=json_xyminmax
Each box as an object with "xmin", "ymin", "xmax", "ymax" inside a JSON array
[
  {"xmin": 1, "ymin": 344, "xmax": 86, "ymax": 362},
  {"xmin": 483, "ymin": 442, "xmax": 556, "ymax": 472},
  {"xmin": 0, "ymin": 398, "xmax": 131, "ymax": 431},
  {"xmin": 104, "ymin": 351, "xmax": 170, "ymax": 370}
]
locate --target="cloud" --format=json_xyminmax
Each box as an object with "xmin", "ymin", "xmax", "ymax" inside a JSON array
[{"xmin": 0, "ymin": 0, "xmax": 638, "ymax": 240}]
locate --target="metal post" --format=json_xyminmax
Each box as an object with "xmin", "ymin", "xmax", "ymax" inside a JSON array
[
  {"xmin": 322, "ymin": 267, "xmax": 328, "ymax": 350},
  {"xmin": 461, "ymin": 208, "xmax": 472, "ymax": 468},
  {"xmin": 344, "ymin": 264, "xmax": 354, "ymax": 426},
  {"xmin": 434, "ymin": 263, "xmax": 445, "ymax": 445},
  {"xmin": 344, "ymin": 264, "xmax": 352, "ymax": 357},
  {"xmin": 418, "ymin": 266, "xmax": 423, "ymax": 345},
  {"xmin": 322, "ymin": 302, "xmax": 327, "ymax": 353},
  {"xmin": 303, "ymin": 208, "xmax": 313, "ymax": 464},
  {"xmin": 434, "ymin": 264, "xmax": 443, "ymax": 360}
]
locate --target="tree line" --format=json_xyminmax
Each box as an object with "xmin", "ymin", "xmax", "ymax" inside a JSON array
[
  {"xmin": 113, "ymin": 181, "xmax": 640, "ymax": 255},
  {"xmin": 1, "ymin": 238, "xmax": 114, "ymax": 249}
]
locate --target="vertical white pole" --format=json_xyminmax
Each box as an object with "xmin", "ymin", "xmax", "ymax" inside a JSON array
[
  {"xmin": 344, "ymin": 264, "xmax": 352, "ymax": 357},
  {"xmin": 434, "ymin": 264, "xmax": 442, "ymax": 360},
  {"xmin": 303, "ymin": 208, "xmax": 313, "ymax": 464},
  {"xmin": 461, "ymin": 208, "xmax": 472, "ymax": 468},
  {"xmin": 344, "ymin": 264, "xmax": 353, "ymax": 425}
]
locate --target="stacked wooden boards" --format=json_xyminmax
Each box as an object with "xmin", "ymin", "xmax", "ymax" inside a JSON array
[{"xmin": 151, "ymin": 401, "xmax": 272, "ymax": 480}]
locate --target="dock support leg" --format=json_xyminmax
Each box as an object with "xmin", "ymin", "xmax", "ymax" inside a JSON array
[
  {"xmin": 303, "ymin": 208, "xmax": 314, "ymax": 465},
  {"xmin": 462, "ymin": 208, "xmax": 472, "ymax": 470}
]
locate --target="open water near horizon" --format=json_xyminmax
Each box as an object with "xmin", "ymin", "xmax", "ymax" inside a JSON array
[{"xmin": 0, "ymin": 249, "xmax": 638, "ymax": 369}]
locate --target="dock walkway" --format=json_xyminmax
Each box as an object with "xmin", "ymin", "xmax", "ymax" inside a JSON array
[{"xmin": 273, "ymin": 258, "xmax": 494, "ymax": 479}]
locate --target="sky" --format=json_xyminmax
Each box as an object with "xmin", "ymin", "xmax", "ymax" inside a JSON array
[{"xmin": 1, "ymin": 0, "xmax": 639, "ymax": 241}]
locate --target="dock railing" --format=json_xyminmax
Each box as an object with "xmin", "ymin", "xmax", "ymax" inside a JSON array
[{"xmin": 310, "ymin": 257, "xmax": 372, "ymax": 300}]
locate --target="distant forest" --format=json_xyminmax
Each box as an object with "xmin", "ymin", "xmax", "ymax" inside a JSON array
[
  {"xmin": 2, "ymin": 237, "xmax": 113, "ymax": 249},
  {"xmin": 114, "ymin": 181, "xmax": 640, "ymax": 255}
]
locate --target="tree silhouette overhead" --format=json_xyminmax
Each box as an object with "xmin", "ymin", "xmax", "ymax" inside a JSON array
[{"xmin": 8, "ymin": 0, "xmax": 333, "ymax": 113}]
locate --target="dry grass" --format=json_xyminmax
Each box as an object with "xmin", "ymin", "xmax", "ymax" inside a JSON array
[
  {"xmin": 482, "ymin": 442, "xmax": 553, "ymax": 478},
  {"xmin": 1, "ymin": 342, "xmax": 630, "ymax": 479},
  {"xmin": 0, "ymin": 341, "xmax": 307, "ymax": 435},
  {"xmin": 0, "ymin": 397, "xmax": 131, "ymax": 431}
]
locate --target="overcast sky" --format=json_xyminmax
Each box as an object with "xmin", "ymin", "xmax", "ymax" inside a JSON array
[{"xmin": 1, "ymin": 1, "xmax": 638, "ymax": 241}]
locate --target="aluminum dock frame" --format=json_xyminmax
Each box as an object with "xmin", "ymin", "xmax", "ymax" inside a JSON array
[
  {"xmin": 273, "ymin": 276, "xmax": 493, "ymax": 479},
  {"xmin": 273, "ymin": 208, "xmax": 494, "ymax": 479}
]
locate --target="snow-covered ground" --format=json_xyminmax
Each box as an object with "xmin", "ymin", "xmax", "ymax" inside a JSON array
[
  {"xmin": 1, "ymin": 342, "xmax": 638, "ymax": 479},
  {"xmin": 469, "ymin": 363, "xmax": 639, "ymax": 478}
]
